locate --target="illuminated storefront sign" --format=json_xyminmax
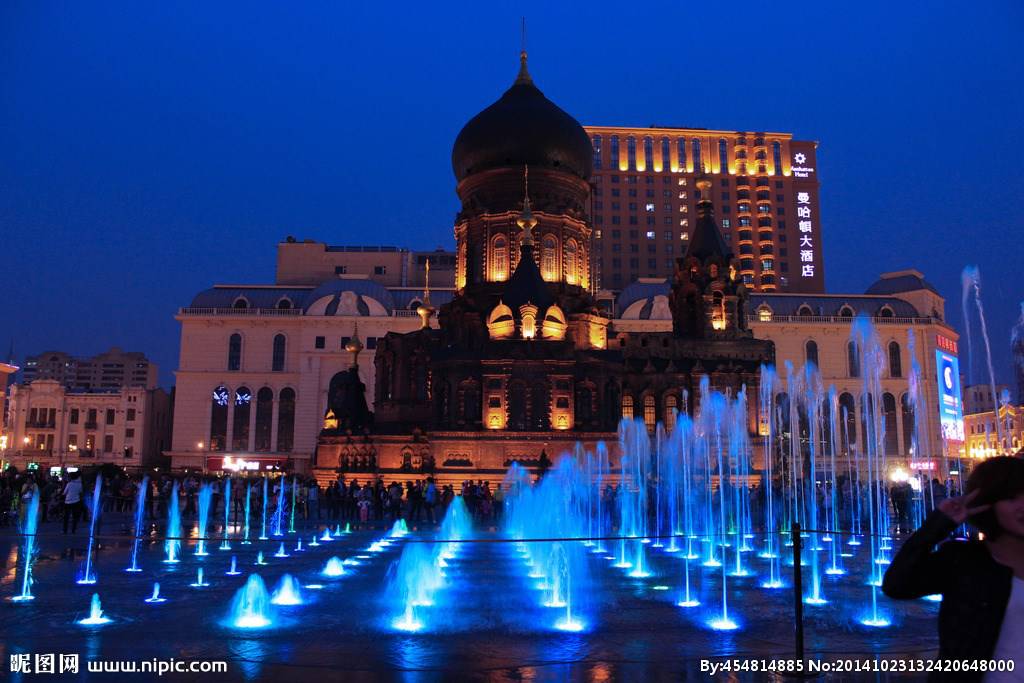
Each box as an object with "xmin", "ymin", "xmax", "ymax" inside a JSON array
[
  {"xmin": 797, "ymin": 190, "xmax": 815, "ymax": 278},
  {"xmin": 935, "ymin": 350, "xmax": 965, "ymax": 442},
  {"xmin": 791, "ymin": 151, "xmax": 815, "ymax": 178},
  {"xmin": 936, "ymin": 334, "xmax": 958, "ymax": 354}
]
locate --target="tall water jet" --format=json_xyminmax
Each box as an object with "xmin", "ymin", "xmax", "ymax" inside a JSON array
[
  {"xmin": 274, "ymin": 542, "xmax": 289, "ymax": 558},
  {"xmin": 272, "ymin": 475, "xmax": 285, "ymax": 536},
  {"xmin": 259, "ymin": 477, "xmax": 269, "ymax": 540},
  {"xmin": 962, "ymin": 266, "xmax": 1003, "ymax": 450},
  {"xmin": 195, "ymin": 482, "xmax": 213, "ymax": 556},
  {"xmin": 77, "ymin": 474, "xmax": 103, "ymax": 584},
  {"xmin": 227, "ymin": 575, "xmax": 274, "ymax": 629},
  {"xmin": 271, "ymin": 574, "xmax": 304, "ymax": 605},
  {"xmin": 190, "ymin": 567, "xmax": 208, "ymax": 587},
  {"xmin": 288, "ymin": 475, "xmax": 297, "ymax": 533},
  {"xmin": 242, "ymin": 479, "xmax": 252, "ymax": 544},
  {"xmin": 164, "ymin": 480, "xmax": 182, "ymax": 563},
  {"xmin": 12, "ymin": 488, "xmax": 40, "ymax": 601},
  {"xmin": 227, "ymin": 556, "xmax": 240, "ymax": 576},
  {"xmin": 78, "ymin": 593, "xmax": 112, "ymax": 625},
  {"xmin": 388, "ymin": 542, "xmax": 443, "ymax": 632},
  {"xmin": 126, "ymin": 475, "xmax": 149, "ymax": 572},
  {"xmin": 220, "ymin": 477, "xmax": 232, "ymax": 550}
]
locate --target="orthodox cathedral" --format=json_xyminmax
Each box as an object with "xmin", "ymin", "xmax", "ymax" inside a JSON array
[{"xmin": 314, "ymin": 53, "xmax": 774, "ymax": 479}]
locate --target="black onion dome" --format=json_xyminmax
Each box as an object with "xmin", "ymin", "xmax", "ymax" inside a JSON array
[{"xmin": 452, "ymin": 54, "xmax": 593, "ymax": 182}]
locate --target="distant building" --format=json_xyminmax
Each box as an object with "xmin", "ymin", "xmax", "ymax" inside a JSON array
[
  {"xmin": 964, "ymin": 403, "xmax": 1023, "ymax": 459},
  {"xmin": 585, "ymin": 125, "xmax": 823, "ymax": 294},
  {"xmin": 275, "ymin": 240, "xmax": 456, "ymax": 289},
  {"xmin": 963, "ymin": 383, "xmax": 1009, "ymax": 416},
  {"xmin": 6, "ymin": 380, "xmax": 172, "ymax": 471},
  {"xmin": 0, "ymin": 361, "xmax": 18, "ymax": 452},
  {"xmin": 22, "ymin": 347, "xmax": 158, "ymax": 391}
]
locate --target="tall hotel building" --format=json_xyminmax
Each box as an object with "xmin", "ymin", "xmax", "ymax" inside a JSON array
[{"xmin": 584, "ymin": 126, "xmax": 824, "ymax": 294}]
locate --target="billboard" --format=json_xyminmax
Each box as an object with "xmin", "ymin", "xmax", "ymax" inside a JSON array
[{"xmin": 936, "ymin": 350, "xmax": 965, "ymax": 442}]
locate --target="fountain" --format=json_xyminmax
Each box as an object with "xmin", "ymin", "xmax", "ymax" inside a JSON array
[
  {"xmin": 271, "ymin": 574, "xmax": 304, "ymax": 605},
  {"xmin": 295, "ymin": 538, "xmax": 304, "ymax": 552},
  {"xmin": 77, "ymin": 474, "xmax": 103, "ymax": 584},
  {"xmin": 145, "ymin": 582, "xmax": 166, "ymax": 603},
  {"xmin": 272, "ymin": 475, "xmax": 285, "ymax": 536},
  {"xmin": 126, "ymin": 475, "xmax": 148, "ymax": 572},
  {"xmin": 322, "ymin": 557, "xmax": 346, "ymax": 577},
  {"xmin": 288, "ymin": 475, "xmax": 297, "ymax": 533},
  {"xmin": 12, "ymin": 488, "xmax": 40, "ymax": 601},
  {"xmin": 255, "ymin": 551, "xmax": 266, "ymax": 566},
  {"xmin": 164, "ymin": 480, "xmax": 182, "ymax": 563},
  {"xmin": 259, "ymin": 477, "xmax": 269, "ymax": 540},
  {"xmin": 78, "ymin": 593, "xmax": 112, "ymax": 625},
  {"xmin": 242, "ymin": 480, "xmax": 252, "ymax": 544},
  {"xmin": 227, "ymin": 575, "xmax": 274, "ymax": 629},
  {"xmin": 220, "ymin": 477, "xmax": 232, "ymax": 550},
  {"xmin": 320, "ymin": 528, "xmax": 333, "ymax": 543},
  {"xmin": 275, "ymin": 542, "xmax": 289, "ymax": 558},
  {"xmin": 389, "ymin": 542, "xmax": 443, "ymax": 632},
  {"xmin": 227, "ymin": 556, "xmax": 240, "ymax": 576},
  {"xmin": 190, "ymin": 568, "xmax": 208, "ymax": 587},
  {"xmin": 195, "ymin": 482, "xmax": 213, "ymax": 556}
]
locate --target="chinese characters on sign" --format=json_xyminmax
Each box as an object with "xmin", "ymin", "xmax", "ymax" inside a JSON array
[
  {"xmin": 796, "ymin": 188, "xmax": 815, "ymax": 279},
  {"xmin": 10, "ymin": 653, "xmax": 79, "ymax": 674}
]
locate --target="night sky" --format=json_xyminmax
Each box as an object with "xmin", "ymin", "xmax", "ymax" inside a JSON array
[{"xmin": 2, "ymin": 2, "xmax": 1022, "ymax": 389}]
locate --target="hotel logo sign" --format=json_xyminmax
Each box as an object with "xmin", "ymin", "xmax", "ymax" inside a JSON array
[{"xmin": 792, "ymin": 152, "xmax": 815, "ymax": 178}]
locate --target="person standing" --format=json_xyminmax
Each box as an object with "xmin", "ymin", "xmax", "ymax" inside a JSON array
[
  {"xmin": 62, "ymin": 472, "xmax": 85, "ymax": 534},
  {"xmin": 883, "ymin": 456, "xmax": 1024, "ymax": 681}
]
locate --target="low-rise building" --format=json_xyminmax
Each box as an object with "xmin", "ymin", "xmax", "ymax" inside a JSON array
[
  {"xmin": 5, "ymin": 380, "xmax": 171, "ymax": 471},
  {"xmin": 22, "ymin": 347, "xmax": 159, "ymax": 390}
]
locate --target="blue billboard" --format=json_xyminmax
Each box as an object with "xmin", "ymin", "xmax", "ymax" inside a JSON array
[{"xmin": 936, "ymin": 350, "xmax": 965, "ymax": 442}]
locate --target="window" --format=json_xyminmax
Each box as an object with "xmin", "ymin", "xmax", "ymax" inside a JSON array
[
  {"xmin": 883, "ymin": 393, "xmax": 899, "ymax": 454},
  {"xmin": 87, "ymin": 408, "xmax": 97, "ymax": 425},
  {"xmin": 643, "ymin": 395, "xmax": 656, "ymax": 432},
  {"xmin": 103, "ymin": 435, "xmax": 114, "ymax": 453},
  {"xmin": 627, "ymin": 136, "xmax": 637, "ymax": 170},
  {"xmin": 664, "ymin": 394, "xmax": 678, "ymax": 432},
  {"xmin": 272, "ymin": 334, "xmax": 286, "ymax": 372},
  {"xmin": 677, "ymin": 138, "xmax": 687, "ymax": 170},
  {"xmin": 772, "ymin": 141, "xmax": 782, "ymax": 174},
  {"xmin": 315, "ymin": 336, "xmax": 325, "ymax": 349},
  {"xmin": 70, "ymin": 408, "xmax": 79, "ymax": 424},
  {"xmin": 232, "ymin": 387, "xmax": 252, "ymax": 451},
  {"xmin": 839, "ymin": 306, "xmax": 854, "ymax": 318},
  {"xmin": 642, "ymin": 136, "xmax": 653, "ymax": 171},
  {"xmin": 621, "ymin": 394, "xmax": 633, "ymax": 420},
  {"xmin": 106, "ymin": 408, "xmax": 115, "ymax": 425},
  {"xmin": 126, "ymin": 408, "xmax": 135, "ymax": 421},
  {"xmin": 228, "ymin": 333, "xmax": 242, "ymax": 371},
  {"xmin": 277, "ymin": 388, "xmax": 295, "ymax": 452},
  {"xmin": 797, "ymin": 304, "xmax": 813, "ymax": 317},
  {"xmin": 233, "ymin": 297, "xmax": 248, "ymax": 309},
  {"xmin": 277, "ymin": 298, "xmax": 292, "ymax": 310},
  {"xmin": 660, "ymin": 137, "xmax": 670, "ymax": 172},
  {"xmin": 254, "ymin": 387, "xmax": 273, "ymax": 452},
  {"xmin": 718, "ymin": 138, "xmax": 728, "ymax": 172},
  {"xmin": 492, "ymin": 236, "xmax": 508, "ymax": 281},
  {"xmin": 901, "ymin": 393, "xmax": 915, "ymax": 455},
  {"xmin": 366, "ymin": 336, "xmax": 377, "ymax": 350},
  {"xmin": 888, "ymin": 341, "xmax": 902, "ymax": 378},
  {"xmin": 592, "ymin": 134, "xmax": 602, "ymax": 170},
  {"xmin": 564, "ymin": 239, "xmax": 578, "ymax": 284},
  {"xmin": 646, "ymin": 231, "xmax": 655, "ymax": 239},
  {"xmin": 848, "ymin": 341, "xmax": 860, "ymax": 378},
  {"xmin": 334, "ymin": 266, "xmax": 347, "ymax": 275},
  {"xmin": 758, "ymin": 306, "xmax": 772, "ymax": 322},
  {"xmin": 691, "ymin": 139, "xmax": 702, "ymax": 171},
  {"xmin": 722, "ymin": 219, "xmax": 731, "ymax": 229},
  {"xmin": 610, "ymin": 136, "xmax": 619, "ymax": 168},
  {"xmin": 839, "ymin": 392, "xmax": 856, "ymax": 449},
  {"xmin": 805, "ymin": 340, "xmax": 819, "ymax": 367},
  {"xmin": 374, "ymin": 265, "xmax": 386, "ymax": 275},
  {"xmin": 645, "ymin": 203, "xmax": 655, "ymax": 212}
]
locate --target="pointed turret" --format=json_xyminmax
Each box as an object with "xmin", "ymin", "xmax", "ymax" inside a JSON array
[{"xmin": 685, "ymin": 167, "xmax": 730, "ymax": 263}]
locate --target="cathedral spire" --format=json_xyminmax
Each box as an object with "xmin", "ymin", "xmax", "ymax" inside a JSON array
[
  {"xmin": 685, "ymin": 164, "xmax": 729, "ymax": 262},
  {"xmin": 516, "ymin": 165, "xmax": 537, "ymax": 247},
  {"xmin": 416, "ymin": 258, "xmax": 435, "ymax": 329},
  {"xmin": 515, "ymin": 19, "xmax": 532, "ymax": 85}
]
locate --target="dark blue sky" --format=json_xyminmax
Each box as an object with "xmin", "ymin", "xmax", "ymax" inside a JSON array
[{"xmin": 2, "ymin": 2, "xmax": 1022, "ymax": 389}]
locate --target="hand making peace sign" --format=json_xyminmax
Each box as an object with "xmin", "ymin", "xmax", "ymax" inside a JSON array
[{"xmin": 937, "ymin": 489, "xmax": 991, "ymax": 525}]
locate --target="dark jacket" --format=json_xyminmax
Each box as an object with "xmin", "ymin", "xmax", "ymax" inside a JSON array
[{"xmin": 882, "ymin": 511, "xmax": 1013, "ymax": 680}]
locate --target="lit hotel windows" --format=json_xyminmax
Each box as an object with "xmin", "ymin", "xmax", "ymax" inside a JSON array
[
  {"xmin": 718, "ymin": 138, "xmax": 728, "ymax": 173},
  {"xmin": 592, "ymin": 135, "xmax": 602, "ymax": 170},
  {"xmin": 610, "ymin": 136, "xmax": 619, "ymax": 169},
  {"xmin": 772, "ymin": 141, "xmax": 782, "ymax": 174},
  {"xmin": 627, "ymin": 137, "xmax": 637, "ymax": 170},
  {"xmin": 660, "ymin": 137, "xmax": 670, "ymax": 172},
  {"xmin": 642, "ymin": 137, "xmax": 653, "ymax": 171},
  {"xmin": 677, "ymin": 138, "xmax": 687, "ymax": 171}
]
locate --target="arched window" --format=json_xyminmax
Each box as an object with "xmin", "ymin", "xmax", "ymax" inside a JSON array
[
  {"xmin": 276, "ymin": 298, "xmax": 292, "ymax": 310},
  {"xmin": 805, "ymin": 340, "xmax": 819, "ymax": 367},
  {"xmin": 564, "ymin": 239, "xmax": 578, "ymax": 284},
  {"xmin": 272, "ymin": 334, "xmax": 286, "ymax": 372},
  {"xmin": 233, "ymin": 297, "xmax": 249, "ymax": 309},
  {"xmin": 771, "ymin": 141, "xmax": 782, "ymax": 174},
  {"xmin": 883, "ymin": 392, "xmax": 899, "ymax": 455},
  {"xmin": 642, "ymin": 136, "xmax": 653, "ymax": 171},
  {"xmin": 797, "ymin": 304, "xmax": 813, "ymax": 317},
  {"xmin": 276, "ymin": 388, "xmax": 295, "ymax": 452},
  {"xmin": 643, "ymin": 395, "xmax": 656, "ymax": 432},
  {"xmin": 859, "ymin": 394, "xmax": 875, "ymax": 450},
  {"xmin": 718, "ymin": 138, "xmax": 728, "ymax": 172},
  {"xmin": 592, "ymin": 134, "xmax": 602, "ymax": 170},
  {"xmin": 227, "ymin": 333, "xmax": 242, "ymax": 371},
  {"xmin": 254, "ymin": 387, "xmax": 273, "ymax": 451},
  {"xmin": 676, "ymin": 137, "xmax": 687, "ymax": 171},
  {"xmin": 660, "ymin": 137, "xmax": 670, "ymax": 172},
  {"xmin": 692, "ymin": 139, "xmax": 702, "ymax": 171},
  {"xmin": 610, "ymin": 135, "xmax": 620, "ymax": 168},
  {"xmin": 839, "ymin": 306, "xmax": 854, "ymax": 318},
  {"xmin": 757, "ymin": 305, "xmax": 773, "ymax": 322},
  {"xmin": 839, "ymin": 392, "xmax": 857, "ymax": 449},
  {"xmin": 888, "ymin": 341, "xmax": 902, "ymax": 378},
  {"xmin": 879, "ymin": 306, "xmax": 894, "ymax": 318},
  {"xmin": 232, "ymin": 387, "xmax": 252, "ymax": 451},
  {"xmin": 210, "ymin": 386, "xmax": 229, "ymax": 452},
  {"xmin": 900, "ymin": 393, "xmax": 915, "ymax": 455},
  {"xmin": 542, "ymin": 235, "xmax": 557, "ymax": 281},
  {"xmin": 621, "ymin": 394, "xmax": 634, "ymax": 420},
  {"xmin": 848, "ymin": 341, "xmax": 860, "ymax": 378},
  {"xmin": 492, "ymin": 236, "xmax": 508, "ymax": 281},
  {"xmin": 664, "ymin": 394, "xmax": 678, "ymax": 433},
  {"xmin": 627, "ymin": 136, "xmax": 637, "ymax": 170}
]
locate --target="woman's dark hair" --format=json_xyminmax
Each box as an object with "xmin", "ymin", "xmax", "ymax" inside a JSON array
[
  {"xmin": 70, "ymin": 471, "xmax": 81, "ymax": 480},
  {"xmin": 965, "ymin": 456, "xmax": 1024, "ymax": 538}
]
